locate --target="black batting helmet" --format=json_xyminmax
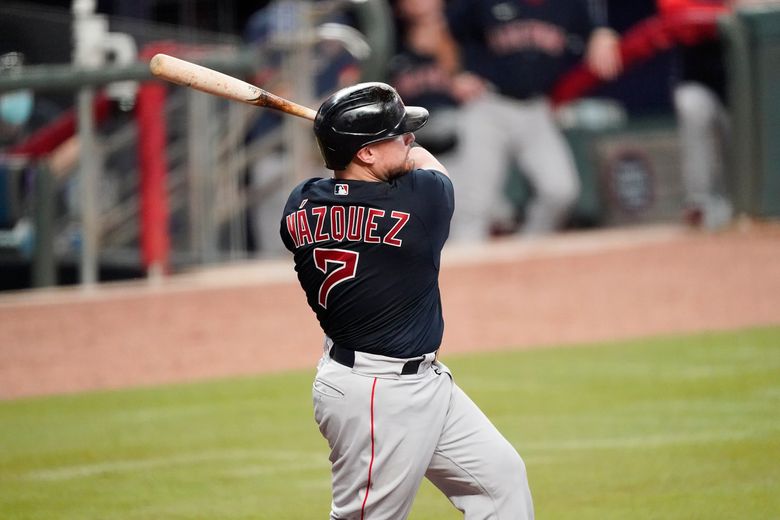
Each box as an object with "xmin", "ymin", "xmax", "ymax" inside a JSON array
[{"xmin": 313, "ymin": 82, "xmax": 429, "ymax": 170}]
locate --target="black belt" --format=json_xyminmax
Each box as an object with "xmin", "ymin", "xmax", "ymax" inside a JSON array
[{"xmin": 329, "ymin": 345, "xmax": 425, "ymax": 375}]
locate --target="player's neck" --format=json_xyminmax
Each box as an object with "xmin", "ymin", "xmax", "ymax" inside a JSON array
[{"xmin": 334, "ymin": 164, "xmax": 382, "ymax": 183}]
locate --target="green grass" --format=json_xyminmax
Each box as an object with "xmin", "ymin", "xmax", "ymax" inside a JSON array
[{"xmin": 1, "ymin": 326, "xmax": 779, "ymax": 519}]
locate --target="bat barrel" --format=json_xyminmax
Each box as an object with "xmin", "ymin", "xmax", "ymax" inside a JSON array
[{"xmin": 149, "ymin": 53, "xmax": 317, "ymax": 121}]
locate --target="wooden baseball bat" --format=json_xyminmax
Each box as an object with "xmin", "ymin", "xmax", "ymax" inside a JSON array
[{"xmin": 148, "ymin": 53, "xmax": 317, "ymax": 121}]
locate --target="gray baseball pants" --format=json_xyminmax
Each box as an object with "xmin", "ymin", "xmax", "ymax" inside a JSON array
[
  {"xmin": 673, "ymin": 82, "xmax": 733, "ymax": 229},
  {"xmin": 313, "ymin": 340, "xmax": 534, "ymax": 519},
  {"xmin": 449, "ymin": 92, "xmax": 580, "ymax": 241}
]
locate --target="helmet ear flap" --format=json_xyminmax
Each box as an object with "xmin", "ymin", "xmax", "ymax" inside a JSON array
[{"xmin": 313, "ymin": 82, "xmax": 429, "ymax": 170}]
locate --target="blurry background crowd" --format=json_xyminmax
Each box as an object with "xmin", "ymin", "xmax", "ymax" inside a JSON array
[{"xmin": 1, "ymin": 0, "xmax": 779, "ymax": 290}]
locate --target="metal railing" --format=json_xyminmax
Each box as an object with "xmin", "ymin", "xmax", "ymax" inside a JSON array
[{"xmin": 0, "ymin": 0, "xmax": 393, "ymax": 288}]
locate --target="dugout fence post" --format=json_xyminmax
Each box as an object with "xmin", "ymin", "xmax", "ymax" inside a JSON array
[
  {"xmin": 32, "ymin": 163, "xmax": 56, "ymax": 288},
  {"xmin": 136, "ymin": 80, "xmax": 170, "ymax": 278},
  {"xmin": 720, "ymin": 5, "xmax": 780, "ymax": 218}
]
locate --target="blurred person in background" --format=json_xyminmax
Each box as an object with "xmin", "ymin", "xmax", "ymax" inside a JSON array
[
  {"xmin": 445, "ymin": 0, "xmax": 622, "ymax": 241},
  {"xmin": 0, "ymin": 50, "xmax": 68, "ymax": 154},
  {"xmin": 1, "ymin": 50, "xmax": 66, "ymax": 255},
  {"xmin": 388, "ymin": 0, "xmax": 463, "ymax": 162},
  {"xmin": 662, "ymin": 0, "xmax": 779, "ymax": 228},
  {"xmin": 1, "ymin": 52, "xmax": 40, "ymax": 236},
  {"xmin": 243, "ymin": 1, "xmax": 361, "ymax": 255},
  {"xmin": 657, "ymin": 0, "xmax": 780, "ymax": 230},
  {"xmin": 0, "ymin": 52, "xmax": 35, "ymax": 149},
  {"xmin": 661, "ymin": 0, "xmax": 734, "ymax": 229}
]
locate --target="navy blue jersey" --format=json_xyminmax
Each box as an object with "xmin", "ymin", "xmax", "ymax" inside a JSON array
[
  {"xmin": 389, "ymin": 51, "xmax": 460, "ymax": 154},
  {"xmin": 389, "ymin": 51, "xmax": 459, "ymax": 112},
  {"xmin": 677, "ymin": 40, "xmax": 726, "ymax": 103},
  {"xmin": 447, "ymin": 0, "xmax": 602, "ymax": 99},
  {"xmin": 280, "ymin": 169, "xmax": 454, "ymax": 358}
]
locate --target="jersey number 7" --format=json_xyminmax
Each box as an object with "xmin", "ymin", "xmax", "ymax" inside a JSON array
[{"xmin": 313, "ymin": 248, "xmax": 360, "ymax": 309}]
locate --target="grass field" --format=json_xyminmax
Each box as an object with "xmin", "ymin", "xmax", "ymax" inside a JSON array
[{"xmin": 1, "ymin": 326, "xmax": 778, "ymax": 519}]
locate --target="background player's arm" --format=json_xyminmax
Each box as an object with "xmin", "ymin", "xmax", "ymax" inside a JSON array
[
  {"xmin": 586, "ymin": 28, "xmax": 622, "ymax": 80},
  {"xmin": 445, "ymin": 0, "xmax": 491, "ymax": 103},
  {"xmin": 410, "ymin": 146, "xmax": 449, "ymax": 177},
  {"xmin": 583, "ymin": 0, "xmax": 622, "ymax": 80}
]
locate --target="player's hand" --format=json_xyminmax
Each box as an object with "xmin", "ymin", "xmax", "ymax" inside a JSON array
[
  {"xmin": 451, "ymin": 72, "xmax": 488, "ymax": 103},
  {"xmin": 586, "ymin": 28, "xmax": 622, "ymax": 81}
]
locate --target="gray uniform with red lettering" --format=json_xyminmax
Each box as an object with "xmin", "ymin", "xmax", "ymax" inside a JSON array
[{"xmin": 280, "ymin": 168, "xmax": 534, "ymax": 518}]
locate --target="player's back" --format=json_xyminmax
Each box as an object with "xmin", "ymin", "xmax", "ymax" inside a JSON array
[{"xmin": 280, "ymin": 169, "xmax": 454, "ymax": 358}]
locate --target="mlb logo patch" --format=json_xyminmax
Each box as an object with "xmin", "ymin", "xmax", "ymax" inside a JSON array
[{"xmin": 334, "ymin": 184, "xmax": 349, "ymax": 196}]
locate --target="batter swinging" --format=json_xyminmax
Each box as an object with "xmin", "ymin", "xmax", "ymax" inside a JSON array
[{"xmin": 280, "ymin": 82, "xmax": 533, "ymax": 519}]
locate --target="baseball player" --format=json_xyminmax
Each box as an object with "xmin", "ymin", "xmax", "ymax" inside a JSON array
[
  {"xmin": 280, "ymin": 83, "xmax": 533, "ymax": 519},
  {"xmin": 389, "ymin": 0, "xmax": 462, "ymax": 157},
  {"xmin": 660, "ymin": 0, "xmax": 734, "ymax": 229},
  {"xmin": 446, "ymin": 0, "xmax": 621, "ymax": 240}
]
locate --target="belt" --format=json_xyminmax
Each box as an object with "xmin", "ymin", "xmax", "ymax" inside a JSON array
[{"xmin": 329, "ymin": 345, "xmax": 425, "ymax": 375}]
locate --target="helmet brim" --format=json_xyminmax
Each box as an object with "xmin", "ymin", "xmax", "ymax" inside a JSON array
[
  {"xmin": 357, "ymin": 106, "xmax": 430, "ymax": 150},
  {"xmin": 400, "ymin": 106, "xmax": 429, "ymax": 134}
]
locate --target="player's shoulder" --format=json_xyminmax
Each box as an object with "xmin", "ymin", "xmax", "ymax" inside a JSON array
[
  {"xmin": 392, "ymin": 169, "xmax": 454, "ymax": 212},
  {"xmin": 296, "ymin": 176, "xmax": 337, "ymax": 196},
  {"xmin": 284, "ymin": 177, "xmax": 328, "ymax": 210},
  {"xmin": 399, "ymin": 168, "xmax": 453, "ymax": 192}
]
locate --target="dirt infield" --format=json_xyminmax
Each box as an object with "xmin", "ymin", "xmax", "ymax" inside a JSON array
[{"xmin": 1, "ymin": 222, "xmax": 779, "ymax": 400}]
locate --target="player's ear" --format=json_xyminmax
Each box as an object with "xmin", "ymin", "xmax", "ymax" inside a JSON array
[{"xmin": 354, "ymin": 144, "xmax": 377, "ymax": 165}]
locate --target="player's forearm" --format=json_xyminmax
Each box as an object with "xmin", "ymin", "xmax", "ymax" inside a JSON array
[
  {"xmin": 410, "ymin": 146, "xmax": 449, "ymax": 177},
  {"xmin": 586, "ymin": 27, "xmax": 622, "ymax": 81}
]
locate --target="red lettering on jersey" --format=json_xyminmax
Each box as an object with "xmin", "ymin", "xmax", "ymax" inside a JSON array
[
  {"xmin": 487, "ymin": 21, "xmax": 566, "ymax": 55},
  {"xmin": 395, "ymin": 65, "xmax": 453, "ymax": 100},
  {"xmin": 364, "ymin": 208, "xmax": 385, "ymax": 243},
  {"xmin": 313, "ymin": 248, "xmax": 359, "ymax": 309},
  {"xmin": 297, "ymin": 208, "xmax": 313, "ymax": 246},
  {"xmin": 383, "ymin": 211, "xmax": 410, "ymax": 247},
  {"xmin": 347, "ymin": 206, "xmax": 365, "ymax": 241},
  {"xmin": 331, "ymin": 206, "xmax": 346, "ymax": 241},
  {"xmin": 312, "ymin": 206, "xmax": 330, "ymax": 242},
  {"xmin": 286, "ymin": 212, "xmax": 300, "ymax": 248},
  {"xmin": 289, "ymin": 204, "xmax": 411, "ymax": 249}
]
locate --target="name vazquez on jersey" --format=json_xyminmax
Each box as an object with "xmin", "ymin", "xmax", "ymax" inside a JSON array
[{"xmin": 284, "ymin": 204, "xmax": 411, "ymax": 249}]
